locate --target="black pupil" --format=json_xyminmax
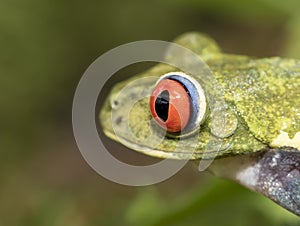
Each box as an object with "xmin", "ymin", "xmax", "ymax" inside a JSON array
[{"xmin": 155, "ymin": 90, "xmax": 169, "ymax": 122}]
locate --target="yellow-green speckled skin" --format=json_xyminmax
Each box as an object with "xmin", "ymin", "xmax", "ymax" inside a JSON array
[{"xmin": 100, "ymin": 32, "xmax": 300, "ymax": 160}]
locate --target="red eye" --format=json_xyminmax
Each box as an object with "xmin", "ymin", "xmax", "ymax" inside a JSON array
[{"xmin": 149, "ymin": 79, "xmax": 191, "ymax": 133}]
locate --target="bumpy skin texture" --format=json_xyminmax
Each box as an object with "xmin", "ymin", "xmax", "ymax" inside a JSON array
[
  {"xmin": 210, "ymin": 56, "xmax": 300, "ymax": 146},
  {"xmin": 100, "ymin": 32, "xmax": 300, "ymax": 216},
  {"xmin": 100, "ymin": 32, "xmax": 300, "ymax": 159}
]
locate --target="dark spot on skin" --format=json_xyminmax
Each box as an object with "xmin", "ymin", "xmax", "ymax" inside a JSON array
[
  {"xmin": 113, "ymin": 100, "xmax": 119, "ymax": 106},
  {"xmin": 155, "ymin": 90, "xmax": 169, "ymax": 122},
  {"xmin": 115, "ymin": 116, "xmax": 123, "ymax": 125}
]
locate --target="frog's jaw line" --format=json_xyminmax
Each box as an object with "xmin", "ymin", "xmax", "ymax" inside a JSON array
[
  {"xmin": 103, "ymin": 129, "xmax": 199, "ymax": 160},
  {"xmin": 209, "ymin": 148, "xmax": 300, "ymax": 217}
]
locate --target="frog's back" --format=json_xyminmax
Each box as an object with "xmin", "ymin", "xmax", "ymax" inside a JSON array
[
  {"xmin": 209, "ymin": 56, "xmax": 300, "ymax": 149},
  {"xmin": 163, "ymin": 32, "xmax": 300, "ymax": 155}
]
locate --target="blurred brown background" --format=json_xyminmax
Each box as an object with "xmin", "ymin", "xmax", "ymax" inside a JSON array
[{"xmin": 1, "ymin": 0, "xmax": 300, "ymax": 225}]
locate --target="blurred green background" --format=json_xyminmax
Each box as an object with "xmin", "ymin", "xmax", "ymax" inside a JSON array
[{"xmin": 1, "ymin": 0, "xmax": 300, "ymax": 225}]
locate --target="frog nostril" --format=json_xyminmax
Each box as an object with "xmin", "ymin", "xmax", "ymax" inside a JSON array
[
  {"xmin": 113, "ymin": 100, "xmax": 119, "ymax": 106},
  {"xmin": 155, "ymin": 90, "xmax": 169, "ymax": 122},
  {"xmin": 111, "ymin": 99, "xmax": 119, "ymax": 109}
]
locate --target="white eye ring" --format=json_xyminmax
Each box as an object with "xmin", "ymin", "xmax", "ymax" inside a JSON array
[{"xmin": 156, "ymin": 71, "xmax": 207, "ymax": 134}]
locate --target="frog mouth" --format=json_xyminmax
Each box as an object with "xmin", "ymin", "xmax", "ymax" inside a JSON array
[
  {"xmin": 101, "ymin": 121, "xmax": 229, "ymax": 161},
  {"xmin": 101, "ymin": 128, "xmax": 201, "ymax": 160}
]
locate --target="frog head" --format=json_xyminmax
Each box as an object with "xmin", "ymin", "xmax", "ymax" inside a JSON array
[
  {"xmin": 100, "ymin": 32, "xmax": 268, "ymax": 159},
  {"xmin": 99, "ymin": 32, "xmax": 300, "ymax": 216}
]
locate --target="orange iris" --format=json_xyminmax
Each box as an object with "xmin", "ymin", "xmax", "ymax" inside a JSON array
[{"xmin": 149, "ymin": 79, "xmax": 191, "ymax": 133}]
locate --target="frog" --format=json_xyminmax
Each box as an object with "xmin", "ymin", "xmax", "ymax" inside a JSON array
[{"xmin": 99, "ymin": 32, "xmax": 300, "ymax": 216}]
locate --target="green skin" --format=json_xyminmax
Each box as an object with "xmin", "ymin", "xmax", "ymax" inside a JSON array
[{"xmin": 100, "ymin": 33, "xmax": 300, "ymax": 216}]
